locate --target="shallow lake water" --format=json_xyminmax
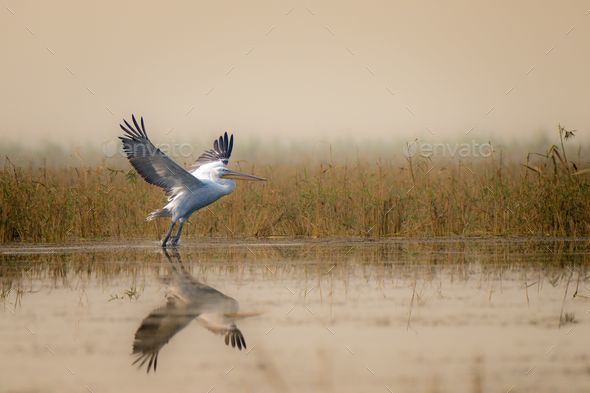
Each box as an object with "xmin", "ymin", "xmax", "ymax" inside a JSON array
[{"xmin": 1, "ymin": 239, "xmax": 589, "ymax": 393}]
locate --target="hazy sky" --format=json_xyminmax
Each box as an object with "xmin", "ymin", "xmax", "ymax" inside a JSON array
[{"xmin": 1, "ymin": 0, "xmax": 589, "ymax": 149}]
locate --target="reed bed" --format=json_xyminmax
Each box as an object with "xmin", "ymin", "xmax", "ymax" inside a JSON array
[{"xmin": 1, "ymin": 128, "xmax": 589, "ymax": 243}]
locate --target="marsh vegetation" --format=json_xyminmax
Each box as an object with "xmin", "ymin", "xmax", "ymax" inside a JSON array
[{"xmin": 1, "ymin": 126, "xmax": 589, "ymax": 243}]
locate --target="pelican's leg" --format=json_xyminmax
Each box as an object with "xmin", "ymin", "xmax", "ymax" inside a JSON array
[
  {"xmin": 161, "ymin": 221, "xmax": 176, "ymax": 247},
  {"xmin": 170, "ymin": 220, "xmax": 185, "ymax": 246}
]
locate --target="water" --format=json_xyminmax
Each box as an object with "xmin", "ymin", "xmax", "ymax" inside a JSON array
[{"xmin": 1, "ymin": 239, "xmax": 589, "ymax": 393}]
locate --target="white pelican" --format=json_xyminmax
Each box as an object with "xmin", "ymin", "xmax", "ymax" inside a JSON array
[
  {"xmin": 119, "ymin": 115, "xmax": 265, "ymax": 247},
  {"xmin": 132, "ymin": 250, "xmax": 255, "ymax": 373}
]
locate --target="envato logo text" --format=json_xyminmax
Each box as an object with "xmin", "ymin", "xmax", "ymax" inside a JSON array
[{"xmin": 403, "ymin": 140, "xmax": 493, "ymax": 158}]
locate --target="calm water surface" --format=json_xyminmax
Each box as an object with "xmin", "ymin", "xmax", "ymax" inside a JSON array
[{"xmin": 1, "ymin": 239, "xmax": 589, "ymax": 393}]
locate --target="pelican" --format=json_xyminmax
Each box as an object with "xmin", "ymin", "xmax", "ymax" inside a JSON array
[
  {"xmin": 119, "ymin": 115, "xmax": 265, "ymax": 247},
  {"xmin": 132, "ymin": 250, "xmax": 256, "ymax": 373}
]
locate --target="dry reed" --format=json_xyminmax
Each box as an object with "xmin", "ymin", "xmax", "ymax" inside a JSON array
[{"xmin": 1, "ymin": 127, "xmax": 589, "ymax": 243}]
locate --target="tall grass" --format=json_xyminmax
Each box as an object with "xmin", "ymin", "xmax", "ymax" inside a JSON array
[{"xmin": 1, "ymin": 127, "xmax": 589, "ymax": 243}]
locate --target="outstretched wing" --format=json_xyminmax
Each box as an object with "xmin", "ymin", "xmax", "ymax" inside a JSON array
[
  {"xmin": 132, "ymin": 301, "xmax": 199, "ymax": 373},
  {"xmin": 191, "ymin": 132, "xmax": 234, "ymax": 170},
  {"xmin": 119, "ymin": 115, "xmax": 202, "ymax": 197}
]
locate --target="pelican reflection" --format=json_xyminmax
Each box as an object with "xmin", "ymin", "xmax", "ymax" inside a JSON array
[{"xmin": 132, "ymin": 249, "xmax": 253, "ymax": 373}]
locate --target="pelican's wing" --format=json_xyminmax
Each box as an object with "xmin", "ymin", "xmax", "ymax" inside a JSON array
[
  {"xmin": 190, "ymin": 132, "xmax": 234, "ymax": 170},
  {"xmin": 119, "ymin": 115, "xmax": 203, "ymax": 197},
  {"xmin": 132, "ymin": 302, "xmax": 199, "ymax": 373}
]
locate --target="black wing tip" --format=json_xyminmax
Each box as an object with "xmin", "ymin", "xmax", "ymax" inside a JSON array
[
  {"xmin": 228, "ymin": 133, "xmax": 234, "ymax": 156},
  {"xmin": 132, "ymin": 352, "xmax": 159, "ymax": 373},
  {"xmin": 214, "ymin": 131, "xmax": 234, "ymax": 160},
  {"xmin": 193, "ymin": 132, "xmax": 234, "ymax": 168},
  {"xmin": 120, "ymin": 114, "xmax": 147, "ymax": 139},
  {"xmin": 224, "ymin": 328, "xmax": 246, "ymax": 351},
  {"xmin": 119, "ymin": 124, "xmax": 130, "ymax": 135}
]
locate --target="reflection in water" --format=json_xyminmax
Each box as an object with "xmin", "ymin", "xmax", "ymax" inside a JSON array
[
  {"xmin": 1, "ymin": 240, "xmax": 590, "ymax": 391},
  {"xmin": 132, "ymin": 249, "xmax": 250, "ymax": 373}
]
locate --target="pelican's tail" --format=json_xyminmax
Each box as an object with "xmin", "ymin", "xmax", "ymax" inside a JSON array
[{"xmin": 146, "ymin": 208, "xmax": 171, "ymax": 221}]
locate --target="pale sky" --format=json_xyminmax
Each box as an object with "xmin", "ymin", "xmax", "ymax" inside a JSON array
[{"xmin": 1, "ymin": 0, "xmax": 589, "ymax": 150}]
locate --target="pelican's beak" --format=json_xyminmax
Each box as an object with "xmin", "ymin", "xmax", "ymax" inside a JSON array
[
  {"xmin": 221, "ymin": 168, "xmax": 266, "ymax": 181},
  {"xmin": 224, "ymin": 311, "xmax": 263, "ymax": 319}
]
